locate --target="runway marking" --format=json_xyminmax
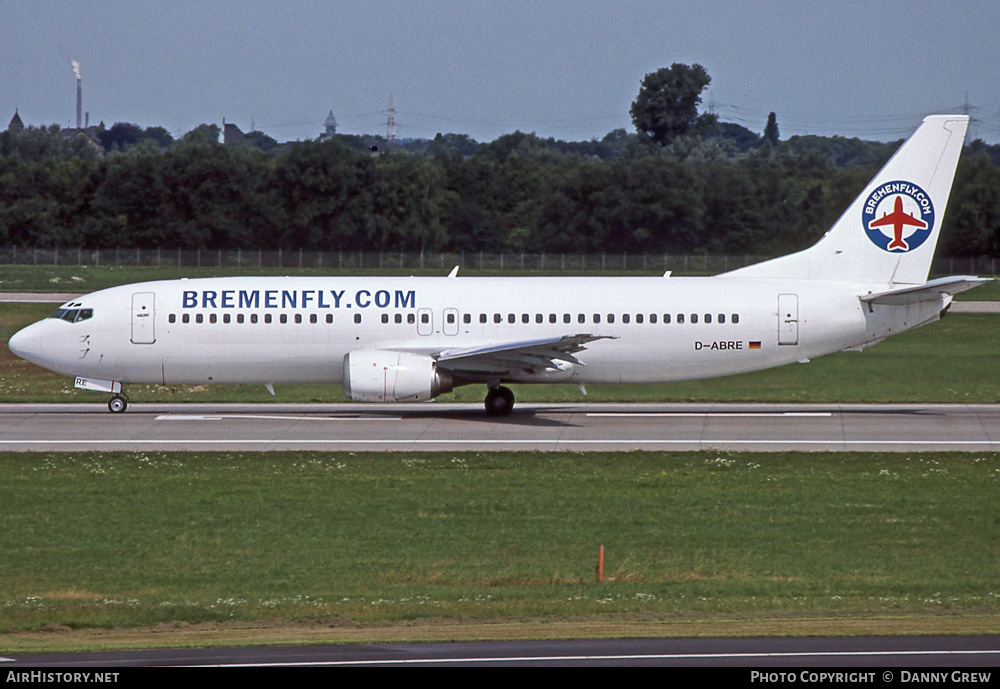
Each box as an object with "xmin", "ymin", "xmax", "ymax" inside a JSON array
[
  {"xmin": 154, "ymin": 414, "xmax": 403, "ymax": 422},
  {"xmin": 3, "ymin": 439, "xmax": 1000, "ymax": 447},
  {"xmin": 586, "ymin": 412, "xmax": 832, "ymax": 418},
  {"xmin": 205, "ymin": 648, "xmax": 1000, "ymax": 667}
]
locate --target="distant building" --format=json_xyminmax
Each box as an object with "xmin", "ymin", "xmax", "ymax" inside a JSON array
[
  {"xmin": 223, "ymin": 120, "xmax": 244, "ymax": 145},
  {"xmin": 319, "ymin": 110, "xmax": 338, "ymax": 140},
  {"xmin": 7, "ymin": 109, "xmax": 23, "ymax": 132}
]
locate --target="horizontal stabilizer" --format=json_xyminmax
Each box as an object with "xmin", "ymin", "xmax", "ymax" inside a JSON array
[{"xmin": 859, "ymin": 276, "xmax": 988, "ymax": 306}]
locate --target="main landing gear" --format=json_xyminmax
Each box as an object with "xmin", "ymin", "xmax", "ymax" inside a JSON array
[
  {"xmin": 108, "ymin": 393, "xmax": 128, "ymax": 414},
  {"xmin": 484, "ymin": 385, "xmax": 515, "ymax": 417}
]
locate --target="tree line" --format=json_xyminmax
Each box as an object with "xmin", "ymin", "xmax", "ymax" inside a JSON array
[{"xmin": 2, "ymin": 65, "xmax": 998, "ymax": 258}]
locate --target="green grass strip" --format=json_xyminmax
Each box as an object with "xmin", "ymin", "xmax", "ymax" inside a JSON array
[{"xmin": 1, "ymin": 451, "xmax": 998, "ymax": 634}]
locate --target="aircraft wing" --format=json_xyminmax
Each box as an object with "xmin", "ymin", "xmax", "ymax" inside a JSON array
[
  {"xmin": 859, "ymin": 276, "xmax": 988, "ymax": 306},
  {"xmin": 434, "ymin": 334, "xmax": 613, "ymax": 376}
]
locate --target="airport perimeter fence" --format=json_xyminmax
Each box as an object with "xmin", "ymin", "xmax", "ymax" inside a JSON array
[{"xmin": 1, "ymin": 246, "xmax": 998, "ymax": 276}]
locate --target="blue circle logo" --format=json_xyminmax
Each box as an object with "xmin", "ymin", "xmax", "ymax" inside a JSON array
[{"xmin": 862, "ymin": 181, "xmax": 935, "ymax": 252}]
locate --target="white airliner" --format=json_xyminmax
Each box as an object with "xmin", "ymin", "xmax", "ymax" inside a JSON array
[{"xmin": 8, "ymin": 115, "xmax": 985, "ymax": 415}]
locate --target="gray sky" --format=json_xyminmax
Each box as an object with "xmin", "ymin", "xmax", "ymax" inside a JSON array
[{"xmin": 3, "ymin": 0, "xmax": 999, "ymax": 144}]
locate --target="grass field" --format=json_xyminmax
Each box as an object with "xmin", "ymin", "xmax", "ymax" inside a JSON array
[{"xmin": 1, "ymin": 450, "xmax": 998, "ymax": 651}]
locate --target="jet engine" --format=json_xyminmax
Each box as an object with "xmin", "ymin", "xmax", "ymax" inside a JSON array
[{"xmin": 343, "ymin": 350, "xmax": 454, "ymax": 402}]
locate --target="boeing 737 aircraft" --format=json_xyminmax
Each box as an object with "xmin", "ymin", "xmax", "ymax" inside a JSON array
[{"xmin": 8, "ymin": 115, "xmax": 984, "ymax": 415}]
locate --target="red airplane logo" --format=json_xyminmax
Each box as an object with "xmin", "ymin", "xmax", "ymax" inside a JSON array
[{"xmin": 868, "ymin": 195, "xmax": 927, "ymax": 250}]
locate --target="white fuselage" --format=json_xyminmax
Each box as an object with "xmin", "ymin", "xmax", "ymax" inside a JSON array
[{"xmin": 10, "ymin": 274, "xmax": 947, "ymax": 389}]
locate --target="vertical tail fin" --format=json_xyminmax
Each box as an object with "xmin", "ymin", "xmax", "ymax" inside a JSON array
[{"xmin": 725, "ymin": 115, "xmax": 969, "ymax": 285}]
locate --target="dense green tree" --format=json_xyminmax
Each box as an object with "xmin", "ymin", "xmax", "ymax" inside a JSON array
[
  {"xmin": 99, "ymin": 122, "xmax": 143, "ymax": 152},
  {"xmin": 630, "ymin": 63, "xmax": 714, "ymax": 146},
  {"xmin": 764, "ymin": 112, "xmax": 780, "ymax": 146},
  {"xmin": 179, "ymin": 124, "xmax": 221, "ymax": 146},
  {"xmin": 1, "ymin": 110, "xmax": 998, "ymax": 259}
]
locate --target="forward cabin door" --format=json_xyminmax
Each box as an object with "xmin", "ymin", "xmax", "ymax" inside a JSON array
[
  {"xmin": 777, "ymin": 293, "xmax": 799, "ymax": 346},
  {"xmin": 131, "ymin": 292, "xmax": 156, "ymax": 344}
]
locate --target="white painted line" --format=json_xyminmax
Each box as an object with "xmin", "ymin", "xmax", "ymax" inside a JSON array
[
  {"xmin": 587, "ymin": 412, "xmax": 832, "ymax": 418},
  {"xmin": 2, "ymin": 439, "xmax": 999, "ymax": 447},
  {"xmin": 154, "ymin": 414, "xmax": 402, "ymax": 422},
  {"xmin": 203, "ymin": 648, "xmax": 1000, "ymax": 667}
]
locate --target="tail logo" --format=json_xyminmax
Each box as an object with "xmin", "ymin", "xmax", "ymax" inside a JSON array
[{"xmin": 862, "ymin": 181, "xmax": 935, "ymax": 252}]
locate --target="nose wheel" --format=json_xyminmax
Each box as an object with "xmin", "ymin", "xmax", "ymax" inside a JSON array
[
  {"xmin": 108, "ymin": 394, "xmax": 128, "ymax": 414},
  {"xmin": 484, "ymin": 385, "xmax": 514, "ymax": 417}
]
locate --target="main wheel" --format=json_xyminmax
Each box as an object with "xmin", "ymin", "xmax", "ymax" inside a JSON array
[
  {"xmin": 484, "ymin": 386, "xmax": 515, "ymax": 417},
  {"xmin": 108, "ymin": 395, "xmax": 128, "ymax": 414}
]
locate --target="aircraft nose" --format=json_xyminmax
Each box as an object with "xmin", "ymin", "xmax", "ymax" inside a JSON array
[{"xmin": 8, "ymin": 322, "xmax": 46, "ymax": 364}]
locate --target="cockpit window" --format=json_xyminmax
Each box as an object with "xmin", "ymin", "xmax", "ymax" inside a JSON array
[{"xmin": 49, "ymin": 308, "xmax": 94, "ymax": 323}]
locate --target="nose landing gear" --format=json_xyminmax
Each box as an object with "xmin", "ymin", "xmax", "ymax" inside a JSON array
[{"xmin": 108, "ymin": 393, "xmax": 128, "ymax": 414}]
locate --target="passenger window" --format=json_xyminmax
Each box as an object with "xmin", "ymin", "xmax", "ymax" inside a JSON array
[
  {"xmin": 294, "ymin": 314, "xmax": 302, "ymax": 324},
  {"xmin": 265, "ymin": 314, "xmax": 272, "ymax": 324},
  {"xmin": 421, "ymin": 313, "xmax": 430, "ymax": 324},
  {"xmin": 280, "ymin": 314, "xmax": 287, "ymax": 324},
  {"xmin": 650, "ymin": 314, "xmax": 657, "ymax": 324},
  {"xmin": 447, "ymin": 313, "xmax": 456, "ymax": 324},
  {"xmin": 209, "ymin": 313, "xmax": 217, "ymax": 324},
  {"xmin": 354, "ymin": 314, "xmax": 362, "ymax": 324},
  {"xmin": 464, "ymin": 314, "xmax": 471, "ymax": 324},
  {"xmin": 508, "ymin": 313, "xmax": 515, "ymax": 323},
  {"xmin": 236, "ymin": 314, "xmax": 244, "ymax": 324},
  {"xmin": 169, "ymin": 314, "xmax": 176, "ymax": 324},
  {"xmin": 325, "ymin": 314, "xmax": 332, "ymax": 324},
  {"xmin": 563, "ymin": 314, "xmax": 570, "ymax": 324},
  {"xmin": 182, "ymin": 314, "xmax": 190, "ymax": 324},
  {"xmin": 663, "ymin": 314, "xmax": 671, "ymax": 324},
  {"xmin": 480, "ymin": 314, "xmax": 487, "ymax": 324},
  {"xmin": 535, "ymin": 314, "xmax": 543, "ymax": 324},
  {"xmin": 705, "ymin": 314, "xmax": 712, "ymax": 324},
  {"xmin": 522, "ymin": 314, "xmax": 530, "ymax": 324},
  {"xmin": 382, "ymin": 314, "xmax": 389, "ymax": 324},
  {"xmin": 310, "ymin": 314, "xmax": 317, "ymax": 324},
  {"xmin": 224, "ymin": 314, "xmax": 232, "ymax": 324},
  {"xmin": 593, "ymin": 314, "xmax": 601, "ymax": 324},
  {"xmin": 732, "ymin": 314, "xmax": 740, "ymax": 324},
  {"xmin": 196, "ymin": 314, "xmax": 204, "ymax": 324},
  {"xmin": 636, "ymin": 314, "xmax": 644, "ymax": 324},
  {"xmin": 578, "ymin": 314, "xmax": 585, "ymax": 324},
  {"xmin": 691, "ymin": 314, "xmax": 698, "ymax": 324},
  {"xmin": 251, "ymin": 313, "xmax": 259, "ymax": 324},
  {"xmin": 494, "ymin": 314, "xmax": 502, "ymax": 323},
  {"xmin": 677, "ymin": 314, "xmax": 685, "ymax": 324},
  {"xmin": 408, "ymin": 314, "xmax": 415, "ymax": 324},
  {"xmin": 549, "ymin": 314, "xmax": 556, "ymax": 324},
  {"xmin": 623, "ymin": 314, "xmax": 630, "ymax": 324},
  {"xmin": 607, "ymin": 314, "xmax": 615, "ymax": 324},
  {"xmin": 718, "ymin": 314, "xmax": 725, "ymax": 324}
]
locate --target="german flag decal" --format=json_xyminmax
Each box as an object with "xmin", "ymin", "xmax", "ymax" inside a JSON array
[{"xmin": 748, "ymin": 341, "xmax": 762, "ymax": 349}]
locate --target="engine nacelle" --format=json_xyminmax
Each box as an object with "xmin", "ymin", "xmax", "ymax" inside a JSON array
[{"xmin": 343, "ymin": 350, "xmax": 453, "ymax": 402}]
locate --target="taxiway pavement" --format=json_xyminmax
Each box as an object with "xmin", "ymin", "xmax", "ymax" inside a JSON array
[{"xmin": 1, "ymin": 402, "xmax": 998, "ymax": 452}]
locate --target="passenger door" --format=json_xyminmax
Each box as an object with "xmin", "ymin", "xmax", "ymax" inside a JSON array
[
  {"xmin": 131, "ymin": 292, "xmax": 156, "ymax": 344},
  {"xmin": 777, "ymin": 293, "xmax": 798, "ymax": 346}
]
